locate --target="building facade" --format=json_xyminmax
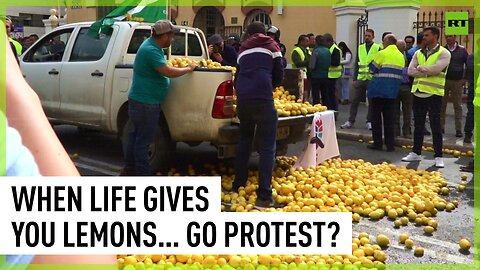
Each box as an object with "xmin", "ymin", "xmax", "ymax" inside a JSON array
[{"xmin": 65, "ymin": 2, "xmax": 474, "ymax": 62}]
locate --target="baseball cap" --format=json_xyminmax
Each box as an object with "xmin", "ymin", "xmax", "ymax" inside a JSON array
[
  {"xmin": 208, "ymin": 34, "xmax": 223, "ymax": 45},
  {"xmin": 267, "ymin": 26, "xmax": 279, "ymax": 34},
  {"xmin": 152, "ymin": 20, "xmax": 177, "ymax": 35}
]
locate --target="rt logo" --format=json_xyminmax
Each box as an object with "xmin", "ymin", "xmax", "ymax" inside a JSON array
[{"xmin": 445, "ymin": 12, "xmax": 469, "ymax": 35}]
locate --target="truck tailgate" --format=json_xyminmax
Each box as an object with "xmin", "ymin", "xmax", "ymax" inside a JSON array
[{"xmin": 219, "ymin": 114, "xmax": 314, "ymax": 145}]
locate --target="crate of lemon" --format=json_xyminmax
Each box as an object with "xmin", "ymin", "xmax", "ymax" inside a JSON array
[{"xmin": 273, "ymin": 87, "xmax": 327, "ymax": 117}]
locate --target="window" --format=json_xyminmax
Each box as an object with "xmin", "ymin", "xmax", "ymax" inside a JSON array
[
  {"xmin": 70, "ymin": 27, "xmax": 113, "ymax": 62},
  {"xmin": 244, "ymin": 9, "xmax": 272, "ymax": 29},
  {"xmin": 171, "ymin": 32, "xmax": 186, "ymax": 55},
  {"xmin": 127, "ymin": 29, "xmax": 151, "ymax": 54},
  {"xmin": 187, "ymin": 33, "xmax": 202, "ymax": 56},
  {"xmin": 24, "ymin": 29, "xmax": 73, "ymax": 62}
]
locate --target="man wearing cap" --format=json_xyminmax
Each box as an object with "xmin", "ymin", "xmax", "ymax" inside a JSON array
[
  {"xmin": 207, "ymin": 34, "xmax": 237, "ymax": 66},
  {"xmin": 122, "ymin": 20, "xmax": 197, "ymax": 176},
  {"xmin": 232, "ymin": 21, "xmax": 284, "ymax": 209},
  {"xmin": 267, "ymin": 25, "xmax": 287, "ymax": 67},
  {"xmin": 6, "ymin": 17, "xmax": 22, "ymax": 56}
]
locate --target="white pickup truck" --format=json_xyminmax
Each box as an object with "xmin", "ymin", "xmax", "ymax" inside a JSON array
[{"xmin": 20, "ymin": 21, "xmax": 313, "ymax": 172}]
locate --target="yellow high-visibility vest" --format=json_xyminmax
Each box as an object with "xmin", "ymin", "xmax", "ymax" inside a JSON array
[
  {"xmin": 411, "ymin": 46, "xmax": 448, "ymax": 96},
  {"xmin": 291, "ymin": 46, "xmax": 306, "ymax": 69},
  {"xmin": 357, "ymin": 43, "xmax": 380, "ymax": 80},
  {"xmin": 9, "ymin": 37, "xmax": 22, "ymax": 56},
  {"xmin": 328, "ymin": 44, "xmax": 343, "ymax": 79},
  {"xmin": 474, "ymin": 73, "xmax": 480, "ymax": 107}
]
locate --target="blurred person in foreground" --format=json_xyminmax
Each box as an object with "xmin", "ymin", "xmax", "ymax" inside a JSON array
[{"xmin": 3, "ymin": 23, "xmax": 117, "ymax": 268}]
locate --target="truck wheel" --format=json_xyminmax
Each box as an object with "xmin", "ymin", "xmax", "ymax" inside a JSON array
[{"xmin": 121, "ymin": 119, "xmax": 176, "ymax": 174}]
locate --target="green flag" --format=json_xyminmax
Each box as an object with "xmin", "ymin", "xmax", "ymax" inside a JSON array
[{"xmin": 88, "ymin": 0, "xmax": 168, "ymax": 38}]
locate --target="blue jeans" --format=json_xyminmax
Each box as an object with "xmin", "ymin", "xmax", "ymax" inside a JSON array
[
  {"xmin": 124, "ymin": 99, "xmax": 161, "ymax": 175},
  {"xmin": 234, "ymin": 100, "xmax": 277, "ymax": 201},
  {"xmin": 327, "ymin": 78, "xmax": 339, "ymax": 110},
  {"xmin": 337, "ymin": 77, "xmax": 350, "ymax": 101}
]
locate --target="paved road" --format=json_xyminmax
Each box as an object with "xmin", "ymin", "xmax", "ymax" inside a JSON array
[{"xmin": 55, "ymin": 125, "xmax": 474, "ymax": 265}]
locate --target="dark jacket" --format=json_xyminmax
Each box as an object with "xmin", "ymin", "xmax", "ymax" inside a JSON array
[
  {"xmin": 235, "ymin": 33, "xmax": 284, "ymax": 102},
  {"xmin": 211, "ymin": 44, "xmax": 238, "ymax": 67},
  {"xmin": 309, "ymin": 45, "xmax": 331, "ymax": 79},
  {"xmin": 445, "ymin": 43, "xmax": 468, "ymax": 80}
]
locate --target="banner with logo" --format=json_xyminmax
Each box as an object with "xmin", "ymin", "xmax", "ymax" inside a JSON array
[{"xmin": 295, "ymin": 111, "xmax": 340, "ymax": 168}]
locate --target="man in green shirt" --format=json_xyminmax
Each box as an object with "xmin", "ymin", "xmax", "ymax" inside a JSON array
[{"xmin": 123, "ymin": 20, "xmax": 197, "ymax": 176}]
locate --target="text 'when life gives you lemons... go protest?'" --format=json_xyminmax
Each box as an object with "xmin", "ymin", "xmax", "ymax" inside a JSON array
[{"xmin": 0, "ymin": 177, "xmax": 351, "ymax": 254}]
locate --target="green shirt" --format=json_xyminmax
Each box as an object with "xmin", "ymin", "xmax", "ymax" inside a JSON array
[{"xmin": 129, "ymin": 37, "xmax": 170, "ymax": 104}]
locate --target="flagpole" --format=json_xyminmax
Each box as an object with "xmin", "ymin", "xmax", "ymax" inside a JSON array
[{"xmin": 166, "ymin": 0, "xmax": 170, "ymax": 21}]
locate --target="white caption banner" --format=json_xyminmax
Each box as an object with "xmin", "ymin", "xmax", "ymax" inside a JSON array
[{"xmin": 0, "ymin": 177, "xmax": 352, "ymax": 255}]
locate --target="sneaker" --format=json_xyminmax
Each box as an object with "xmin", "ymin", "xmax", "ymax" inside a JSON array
[
  {"xmin": 366, "ymin": 122, "xmax": 372, "ymax": 130},
  {"xmin": 340, "ymin": 121, "xmax": 354, "ymax": 129},
  {"xmin": 402, "ymin": 152, "xmax": 422, "ymax": 162},
  {"xmin": 435, "ymin": 157, "xmax": 445, "ymax": 168}
]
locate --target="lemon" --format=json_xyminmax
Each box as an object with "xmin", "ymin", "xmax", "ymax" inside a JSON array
[
  {"xmin": 405, "ymin": 239, "xmax": 414, "ymax": 249},
  {"xmin": 459, "ymin": 239, "xmax": 471, "ymax": 251},
  {"xmin": 424, "ymin": 226, "xmax": 435, "ymax": 234},
  {"xmin": 388, "ymin": 209, "xmax": 398, "ymax": 219},
  {"xmin": 393, "ymin": 219, "xmax": 402, "ymax": 228},
  {"xmin": 373, "ymin": 250, "xmax": 387, "ymax": 262},
  {"xmin": 399, "ymin": 233, "xmax": 410, "ymax": 244},
  {"xmin": 376, "ymin": 234, "xmax": 390, "ymax": 247},
  {"xmin": 414, "ymin": 247, "xmax": 425, "ymax": 257}
]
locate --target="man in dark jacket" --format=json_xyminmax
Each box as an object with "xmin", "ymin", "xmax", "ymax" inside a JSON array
[
  {"xmin": 207, "ymin": 34, "xmax": 238, "ymax": 66},
  {"xmin": 233, "ymin": 21, "xmax": 284, "ymax": 209},
  {"xmin": 441, "ymin": 34, "xmax": 468, "ymax": 137},
  {"xmin": 267, "ymin": 25, "xmax": 287, "ymax": 67}
]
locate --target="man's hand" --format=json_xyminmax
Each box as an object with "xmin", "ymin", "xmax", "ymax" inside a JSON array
[
  {"xmin": 208, "ymin": 45, "xmax": 214, "ymax": 55},
  {"xmin": 212, "ymin": 52, "xmax": 223, "ymax": 63},
  {"xmin": 417, "ymin": 65, "xmax": 428, "ymax": 73}
]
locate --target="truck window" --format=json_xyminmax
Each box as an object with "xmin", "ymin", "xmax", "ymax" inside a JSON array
[
  {"xmin": 171, "ymin": 32, "xmax": 186, "ymax": 56},
  {"xmin": 187, "ymin": 33, "xmax": 202, "ymax": 56},
  {"xmin": 127, "ymin": 29, "xmax": 151, "ymax": 54},
  {"xmin": 69, "ymin": 27, "xmax": 113, "ymax": 62},
  {"xmin": 23, "ymin": 29, "xmax": 73, "ymax": 62}
]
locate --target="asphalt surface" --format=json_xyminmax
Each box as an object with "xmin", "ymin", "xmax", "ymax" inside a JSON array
[{"xmin": 54, "ymin": 125, "xmax": 475, "ymax": 265}]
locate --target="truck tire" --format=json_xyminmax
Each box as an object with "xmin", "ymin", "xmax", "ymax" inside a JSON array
[{"xmin": 121, "ymin": 119, "xmax": 176, "ymax": 174}]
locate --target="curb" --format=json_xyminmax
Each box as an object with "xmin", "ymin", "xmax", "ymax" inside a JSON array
[{"xmin": 336, "ymin": 130, "xmax": 475, "ymax": 153}]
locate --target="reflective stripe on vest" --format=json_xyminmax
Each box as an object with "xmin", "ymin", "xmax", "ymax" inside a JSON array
[
  {"xmin": 328, "ymin": 44, "xmax": 343, "ymax": 79},
  {"xmin": 357, "ymin": 43, "xmax": 380, "ymax": 80},
  {"xmin": 411, "ymin": 46, "xmax": 448, "ymax": 96},
  {"xmin": 291, "ymin": 47, "xmax": 305, "ymax": 69}
]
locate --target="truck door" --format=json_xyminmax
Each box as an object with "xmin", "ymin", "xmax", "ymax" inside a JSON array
[
  {"xmin": 59, "ymin": 26, "xmax": 117, "ymax": 126},
  {"xmin": 20, "ymin": 28, "xmax": 74, "ymax": 118}
]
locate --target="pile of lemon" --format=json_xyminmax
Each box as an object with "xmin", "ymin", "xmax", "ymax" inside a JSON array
[
  {"xmin": 118, "ymin": 233, "xmax": 387, "ymax": 269},
  {"xmin": 167, "ymin": 58, "xmax": 236, "ymax": 73},
  {"xmin": 273, "ymin": 86, "xmax": 327, "ymax": 117},
  {"xmin": 118, "ymin": 155, "xmax": 469, "ymax": 268}
]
